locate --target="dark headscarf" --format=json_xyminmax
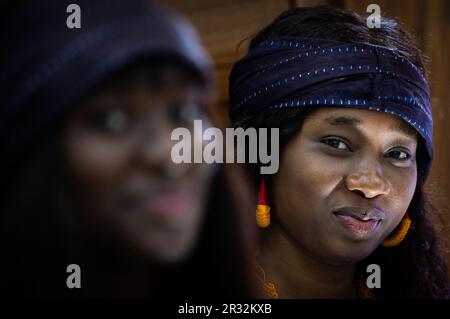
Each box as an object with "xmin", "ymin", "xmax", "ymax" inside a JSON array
[{"xmin": 229, "ymin": 38, "xmax": 433, "ymax": 180}]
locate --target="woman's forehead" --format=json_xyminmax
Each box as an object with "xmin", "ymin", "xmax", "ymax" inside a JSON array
[{"xmin": 304, "ymin": 107, "xmax": 418, "ymax": 138}]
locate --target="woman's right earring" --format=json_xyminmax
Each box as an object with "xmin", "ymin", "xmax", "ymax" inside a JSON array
[{"xmin": 256, "ymin": 177, "xmax": 270, "ymax": 228}]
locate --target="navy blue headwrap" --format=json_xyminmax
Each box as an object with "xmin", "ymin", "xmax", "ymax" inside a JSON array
[
  {"xmin": 0, "ymin": 0, "xmax": 212, "ymax": 170},
  {"xmin": 229, "ymin": 37, "xmax": 433, "ymax": 180}
]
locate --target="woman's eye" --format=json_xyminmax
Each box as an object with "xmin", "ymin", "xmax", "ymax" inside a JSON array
[
  {"xmin": 88, "ymin": 108, "xmax": 129, "ymax": 133},
  {"xmin": 387, "ymin": 149, "xmax": 410, "ymax": 160},
  {"xmin": 321, "ymin": 138, "xmax": 350, "ymax": 151},
  {"xmin": 169, "ymin": 101, "xmax": 201, "ymax": 125}
]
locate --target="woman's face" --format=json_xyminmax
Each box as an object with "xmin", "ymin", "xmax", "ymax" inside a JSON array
[
  {"xmin": 64, "ymin": 65, "xmax": 213, "ymax": 263},
  {"xmin": 273, "ymin": 107, "xmax": 418, "ymax": 265}
]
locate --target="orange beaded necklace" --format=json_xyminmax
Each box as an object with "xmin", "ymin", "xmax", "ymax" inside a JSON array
[{"xmin": 255, "ymin": 265, "xmax": 374, "ymax": 299}]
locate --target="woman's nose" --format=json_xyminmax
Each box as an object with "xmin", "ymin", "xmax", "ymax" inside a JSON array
[
  {"xmin": 133, "ymin": 115, "xmax": 179, "ymax": 174},
  {"xmin": 345, "ymin": 160, "xmax": 391, "ymax": 198}
]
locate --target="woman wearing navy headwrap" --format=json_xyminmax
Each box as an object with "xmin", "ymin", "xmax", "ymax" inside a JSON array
[
  {"xmin": 229, "ymin": 6, "xmax": 449, "ymax": 298},
  {"xmin": 0, "ymin": 0, "xmax": 256, "ymax": 298}
]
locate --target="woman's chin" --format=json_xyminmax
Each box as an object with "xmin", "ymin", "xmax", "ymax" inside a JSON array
[
  {"xmin": 144, "ymin": 232, "xmax": 199, "ymax": 264},
  {"xmin": 319, "ymin": 241, "xmax": 378, "ymax": 266}
]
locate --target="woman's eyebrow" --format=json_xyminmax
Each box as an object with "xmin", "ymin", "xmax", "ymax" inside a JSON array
[
  {"xmin": 391, "ymin": 123, "xmax": 417, "ymax": 138},
  {"xmin": 324, "ymin": 116, "xmax": 361, "ymax": 126}
]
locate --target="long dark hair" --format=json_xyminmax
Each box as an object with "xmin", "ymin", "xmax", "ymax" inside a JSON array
[
  {"xmin": 232, "ymin": 6, "xmax": 450, "ymax": 298},
  {"xmin": 0, "ymin": 60, "xmax": 257, "ymax": 298}
]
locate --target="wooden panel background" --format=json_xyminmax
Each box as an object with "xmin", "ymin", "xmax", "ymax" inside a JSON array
[{"xmin": 162, "ymin": 0, "xmax": 450, "ymax": 269}]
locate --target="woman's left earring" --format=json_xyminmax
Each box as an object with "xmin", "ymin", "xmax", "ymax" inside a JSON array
[
  {"xmin": 381, "ymin": 212, "xmax": 411, "ymax": 247},
  {"xmin": 256, "ymin": 177, "xmax": 270, "ymax": 228}
]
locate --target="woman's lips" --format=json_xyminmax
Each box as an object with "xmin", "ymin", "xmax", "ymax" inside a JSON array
[
  {"xmin": 334, "ymin": 215, "xmax": 380, "ymax": 236},
  {"xmin": 148, "ymin": 190, "xmax": 194, "ymax": 217},
  {"xmin": 333, "ymin": 206, "xmax": 385, "ymax": 239}
]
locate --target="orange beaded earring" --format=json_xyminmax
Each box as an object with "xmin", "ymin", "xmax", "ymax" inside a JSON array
[
  {"xmin": 256, "ymin": 177, "xmax": 270, "ymax": 228},
  {"xmin": 381, "ymin": 212, "xmax": 411, "ymax": 247}
]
